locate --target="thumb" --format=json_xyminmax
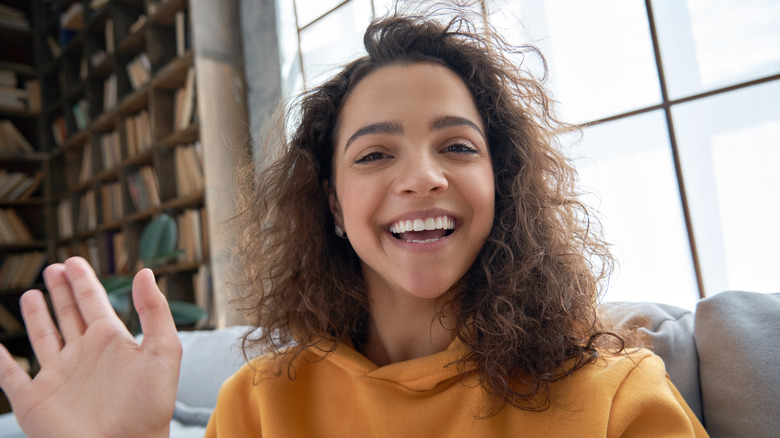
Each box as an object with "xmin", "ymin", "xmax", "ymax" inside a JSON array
[{"xmin": 132, "ymin": 269, "xmax": 180, "ymax": 357}]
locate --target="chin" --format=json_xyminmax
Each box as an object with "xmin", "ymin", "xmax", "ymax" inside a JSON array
[{"xmin": 398, "ymin": 274, "xmax": 462, "ymax": 301}]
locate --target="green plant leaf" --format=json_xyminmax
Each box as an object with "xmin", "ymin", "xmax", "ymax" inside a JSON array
[
  {"xmin": 168, "ymin": 300, "xmax": 207, "ymax": 326},
  {"xmin": 139, "ymin": 214, "xmax": 178, "ymax": 266},
  {"xmin": 144, "ymin": 249, "xmax": 186, "ymax": 269},
  {"xmin": 101, "ymin": 276, "xmax": 133, "ymax": 295},
  {"xmin": 108, "ymin": 292, "xmax": 131, "ymax": 314}
]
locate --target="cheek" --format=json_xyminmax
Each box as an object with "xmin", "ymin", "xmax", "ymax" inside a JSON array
[
  {"xmin": 338, "ymin": 179, "xmax": 382, "ymax": 229},
  {"xmin": 468, "ymin": 166, "xmax": 496, "ymax": 230}
]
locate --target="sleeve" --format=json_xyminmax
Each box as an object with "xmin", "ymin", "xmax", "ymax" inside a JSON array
[
  {"xmin": 608, "ymin": 354, "xmax": 708, "ymax": 437},
  {"xmin": 204, "ymin": 364, "xmax": 263, "ymax": 437}
]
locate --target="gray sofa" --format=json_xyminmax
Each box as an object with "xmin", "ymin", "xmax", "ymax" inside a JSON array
[{"xmin": 1, "ymin": 290, "xmax": 778, "ymax": 437}]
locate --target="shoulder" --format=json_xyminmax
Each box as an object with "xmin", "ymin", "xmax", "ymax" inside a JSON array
[
  {"xmin": 558, "ymin": 349, "xmax": 707, "ymax": 437},
  {"xmin": 206, "ymin": 350, "xmax": 307, "ymax": 437},
  {"xmin": 552, "ymin": 348, "xmax": 662, "ymax": 400},
  {"xmin": 581, "ymin": 348, "xmax": 662, "ymax": 383}
]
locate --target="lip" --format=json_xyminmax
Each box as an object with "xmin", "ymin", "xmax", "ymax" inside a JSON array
[
  {"xmin": 383, "ymin": 208, "xmax": 460, "ymax": 250},
  {"xmin": 383, "ymin": 208, "xmax": 460, "ymax": 230}
]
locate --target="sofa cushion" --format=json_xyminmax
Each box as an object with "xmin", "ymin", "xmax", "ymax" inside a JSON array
[
  {"xmin": 694, "ymin": 291, "xmax": 780, "ymax": 437},
  {"xmin": 176, "ymin": 325, "xmax": 251, "ymax": 409},
  {"xmin": 599, "ymin": 301, "xmax": 702, "ymax": 421}
]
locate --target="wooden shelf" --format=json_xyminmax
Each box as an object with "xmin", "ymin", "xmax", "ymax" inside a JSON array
[{"xmin": 0, "ymin": 0, "xmax": 247, "ymax": 366}]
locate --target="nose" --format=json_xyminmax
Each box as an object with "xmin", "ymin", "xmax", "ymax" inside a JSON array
[{"xmin": 393, "ymin": 153, "xmax": 448, "ymax": 196}]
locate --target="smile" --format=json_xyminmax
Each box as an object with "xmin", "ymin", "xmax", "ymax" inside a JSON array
[{"xmin": 388, "ymin": 216, "xmax": 455, "ymax": 243}]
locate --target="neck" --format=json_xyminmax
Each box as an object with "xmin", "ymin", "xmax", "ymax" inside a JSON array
[{"xmin": 361, "ymin": 289, "xmax": 456, "ymax": 366}]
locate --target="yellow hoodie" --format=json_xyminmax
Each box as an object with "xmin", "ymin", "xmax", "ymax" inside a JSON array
[{"xmin": 206, "ymin": 340, "xmax": 707, "ymax": 437}]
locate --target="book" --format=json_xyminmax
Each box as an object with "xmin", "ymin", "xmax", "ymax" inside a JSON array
[
  {"xmin": 175, "ymin": 10, "xmax": 187, "ymax": 57},
  {"xmin": 79, "ymin": 144, "xmax": 92, "ymax": 183},
  {"xmin": 139, "ymin": 165, "xmax": 160, "ymax": 207},
  {"xmin": 126, "ymin": 53, "xmax": 151, "ymax": 90},
  {"xmin": 0, "ymin": 4, "xmax": 28, "ymax": 32},
  {"xmin": 60, "ymin": 3, "xmax": 84, "ymax": 31},
  {"xmin": 0, "ymin": 70, "xmax": 16, "ymax": 87},
  {"xmin": 76, "ymin": 189, "xmax": 97, "ymax": 232},
  {"xmin": 19, "ymin": 251, "xmax": 47, "ymax": 288},
  {"xmin": 113, "ymin": 231, "xmax": 129, "ymax": 274},
  {"xmin": 99, "ymin": 131, "xmax": 121, "ymax": 170},
  {"xmin": 0, "ymin": 210, "xmax": 16, "ymax": 243},
  {"xmin": 176, "ymin": 67, "xmax": 196, "ymax": 130},
  {"xmin": 4, "ymin": 171, "xmax": 44, "ymax": 201},
  {"xmin": 100, "ymin": 181, "xmax": 123, "ymax": 223},
  {"xmin": 0, "ymin": 120, "xmax": 34, "ymax": 155},
  {"xmin": 46, "ymin": 36, "xmax": 62, "ymax": 58},
  {"xmin": 0, "ymin": 251, "xmax": 46, "ymax": 289},
  {"xmin": 25, "ymin": 79, "xmax": 41, "ymax": 113},
  {"xmin": 105, "ymin": 18, "xmax": 114, "ymax": 54},
  {"xmin": 71, "ymin": 99, "xmax": 90, "ymax": 131},
  {"xmin": 0, "ymin": 171, "xmax": 26, "ymax": 198},
  {"xmin": 1, "ymin": 209, "xmax": 34, "ymax": 242},
  {"xmin": 103, "ymin": 74, "xmax": 117, "ymax": 110},
  {"xmin": 57, "ymin": 199, "xmax": 74, "ymax": 238},
  {"xmin": 174, "ymin": 143, "xmax": 204, "ymax": 196},
  {"xmin": 129, "ymin": 15, "xmax": 147, "ymax": 34},
  {"xmin": 51, "ymin": 114, "xmax": 67, "ymax": 146},
  {"xmin": 90, "ymin": 0, "xmax": 109, "ymax": 10},
  {"xmin": 0, "ymin": 85, "xmax": 29, "ymax": 113}
]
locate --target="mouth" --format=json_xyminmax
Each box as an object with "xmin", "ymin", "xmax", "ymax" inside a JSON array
[{"xmin": 388, "ymin": 216, "xmax": 456, "ymax": 243}]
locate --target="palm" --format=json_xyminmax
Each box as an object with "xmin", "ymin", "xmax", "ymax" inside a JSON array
[{"xmin": 0, "ymin": 257, "xmax": 181, "ymax": 438}]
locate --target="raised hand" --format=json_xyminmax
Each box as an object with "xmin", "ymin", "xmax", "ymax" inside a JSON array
[{"xmin": 0, "ymin": 257, "xmax": 182, "ymax": 438}]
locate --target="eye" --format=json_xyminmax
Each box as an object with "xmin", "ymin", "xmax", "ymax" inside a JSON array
[
  {"xmin": 355, "ymin": 151, "xmax": 390, "ymax": 163},
  {"xmin": 443, "ymin": 142, "xmax": 478, "ymax": 154}
]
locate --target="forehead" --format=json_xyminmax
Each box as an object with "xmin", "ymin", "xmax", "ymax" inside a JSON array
[{"xmin": 335, "ymin": 62, "xmax": 483, "ymax": 145}]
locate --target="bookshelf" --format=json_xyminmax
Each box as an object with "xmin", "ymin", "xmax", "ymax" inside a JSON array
[
  {"xmin": 0, "ymin": 0, "xmax": 252, "ymax": 385},
  {"xmin": 41, "ymin": 0, "xmax": 217, "ymax": 332},
  {"xmin": 0, "ymin": 0, "xmax": 252, "ymax": 414},
  {"xmin": 0, "ymin": 0, "xmax": 46, "ymax": 380}
]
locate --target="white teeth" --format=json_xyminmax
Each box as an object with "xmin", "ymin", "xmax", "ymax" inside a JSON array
[{"xmin": 388, "ymin": 216, "xmax": 455, "ymax": 234}]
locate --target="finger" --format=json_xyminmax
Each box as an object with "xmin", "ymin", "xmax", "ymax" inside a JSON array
[
  {"xmin": 19, "ymin": 290, "xmax": 62, "ymax": 367},
  {"xmin": 0, "ymin": 343, "xmax": 32, "ymax": 402},
  {"xmin": 63, "ymin": 257, "xmax": 118, "ymax": 326},
  {"xmin": 133, "ymin": 269, "xmax": 180, "ymax": 357},
  {"xmin": 44, "ymin": 263, "xmax": 86, "ymax": 341}
]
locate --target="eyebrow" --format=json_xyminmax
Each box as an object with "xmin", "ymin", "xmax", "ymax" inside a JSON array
[
  {"xmin": 430, "ymin": 115, "xmax": 485, "ymax": 140},
  {"xmin": 343, "ymin": 115, "xmax": 485, "ymax": 151},
  {"xmin": 345, "ymin": 121, "xmax": 403, "ymax": 150}
]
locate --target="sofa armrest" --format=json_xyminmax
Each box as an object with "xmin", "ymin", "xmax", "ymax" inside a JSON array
[{"xmin": 175, "ymin": 325, "xmax": 251, "ymax": 410}]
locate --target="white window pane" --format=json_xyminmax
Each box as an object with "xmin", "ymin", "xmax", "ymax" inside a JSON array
[
  {"xmin": 373, "ymin": 0, "xmax": 484, "ymax": 22},
  {"xmin": 372, "ymin": 0, "xmax": 396, "ymax": 17},
  {"xmin": 672, "ymin": 81, "xmax": 780, "ymax": 296},
  {"xmin": 653, "ymin": 0, "xmax": 780, "ymax": 99},
  {"xmin": 299, "ymin": 0, "xmax": 373, "ymax": 88},
  {"xmin": 490, "ymin": 0, "xmax": 661, "ymax": 123},
  {"xmin": 295, "ymin": 0, "xmax": 349, "ymax": 28},
  {"xmin": 566, "ymin": 111, "xmax": 699, "ymax": 309}
]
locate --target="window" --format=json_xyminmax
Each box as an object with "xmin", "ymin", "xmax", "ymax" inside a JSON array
[{"xmin": 276, "ymin": 0, "xmax": 780, "ymax": 308}]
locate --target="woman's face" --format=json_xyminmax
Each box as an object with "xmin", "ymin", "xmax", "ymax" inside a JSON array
[{"xmin": 328, "ymin": 62, "xmax": 495, "ymax": 301}]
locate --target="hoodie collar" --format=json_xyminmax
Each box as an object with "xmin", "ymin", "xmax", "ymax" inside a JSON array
[{"xmin": 307, "ymin": 338, "xmax": 472, "ymax": 392}]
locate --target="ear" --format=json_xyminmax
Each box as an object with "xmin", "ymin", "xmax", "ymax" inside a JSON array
[{"xmin": 322, "ymin": 179, "xmax": 344, "ymax": 227}]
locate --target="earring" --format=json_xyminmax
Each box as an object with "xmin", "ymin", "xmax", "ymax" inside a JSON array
[{"xmin": 335, "ymin": 225, "xmax": 347, "ymax": 239}]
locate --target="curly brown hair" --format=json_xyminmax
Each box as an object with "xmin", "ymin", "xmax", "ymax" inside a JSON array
[{"xmin": 232, "ymin": 10, "xmax": 618, "ymax": 413}]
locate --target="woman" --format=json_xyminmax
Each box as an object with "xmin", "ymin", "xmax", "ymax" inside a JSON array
[{"xmin": 0, "ymin": 12, "xmax": 706, "ymax": 437}]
